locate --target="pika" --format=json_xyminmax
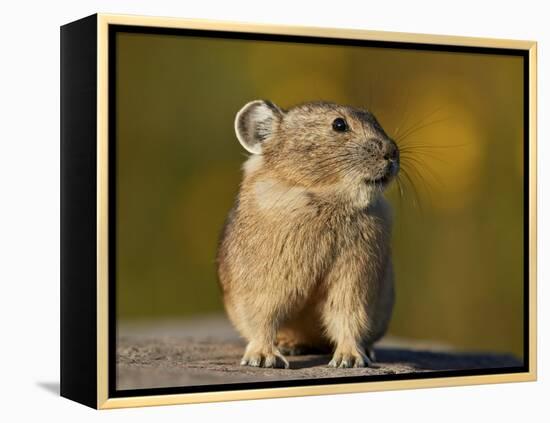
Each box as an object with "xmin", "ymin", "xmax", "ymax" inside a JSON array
[{"xmin": 216, "ymin": 100, "xmax": 399, "ymax": 369}]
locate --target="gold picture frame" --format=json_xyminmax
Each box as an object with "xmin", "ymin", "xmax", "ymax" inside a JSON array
[{"xmin": 60, "ymin": 13, "xmax": 537, "ymax": 409}]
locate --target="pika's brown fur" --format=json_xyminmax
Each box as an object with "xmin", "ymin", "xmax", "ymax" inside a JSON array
[{"xmin": 217, "ymin": 100, "xmax": 399, "ymax": 369}]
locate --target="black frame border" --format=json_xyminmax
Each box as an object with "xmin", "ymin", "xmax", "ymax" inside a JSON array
[
  {"xmin": 60, "ymin": 14, "xmax": 99, "ymax": 409},
  {"xmin": 107, "ymin": 24, "xmax": 530, "ymax": 399}
]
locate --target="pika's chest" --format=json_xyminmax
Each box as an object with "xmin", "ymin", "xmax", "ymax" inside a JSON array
[
  {"xmin": 237, "ymin": 176, "xmax": 387, "ymax": 264},
  {"xmin": 252, "ymin": 203, "xmax": 380, "ymax": 261}
]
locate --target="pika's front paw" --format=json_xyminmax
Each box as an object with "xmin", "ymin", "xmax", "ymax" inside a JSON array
[
  {"xmin": 328, "ymin": 347, "xmax": 371, "ymax": 368},
  {"xmin": 240, "ymin": 348, "xmax": 289, "ymax": 369}
]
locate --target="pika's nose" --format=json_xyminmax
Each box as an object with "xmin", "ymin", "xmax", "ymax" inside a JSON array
[{"xmin": 383, "ymin": 140, "xmax": 399, "ymax": 162}]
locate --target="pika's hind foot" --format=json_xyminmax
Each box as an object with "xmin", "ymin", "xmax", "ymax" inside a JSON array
[
  {"xmin": 276, "ymin": 341, "xmax": 317, "ymax": 356},
  {"xmin": 240, "ymin": 344, "xmax": 289, "ymax": 369},
  {"xmin": 277, "ymin": 342, "xmax": 330, "ymax": 356}
]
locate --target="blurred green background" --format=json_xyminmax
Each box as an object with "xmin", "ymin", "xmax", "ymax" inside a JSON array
[{"xmin": 115, "ymin": 32, "xmax": 524, "ymax": 358}]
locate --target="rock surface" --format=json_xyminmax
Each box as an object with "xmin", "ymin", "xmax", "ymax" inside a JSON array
[{"xmin": 116, "ymin": 316, "xmax": 521, "ymax": 390}]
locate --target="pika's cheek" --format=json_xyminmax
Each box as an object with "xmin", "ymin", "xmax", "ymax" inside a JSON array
[
  {"xmin": 362, "ymin": 159, "xmax": 385, "ymax": 177},
  {"xmin": 253, "ymin": 178, "xmax": 310, "ymax": 213}
]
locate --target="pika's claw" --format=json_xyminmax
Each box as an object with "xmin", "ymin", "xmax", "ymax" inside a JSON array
[
  {"xmin": 240, "ymin": 349, "xmax": 289, "ymax": 369},
  {"xmin": 328, "ymin": 348, "xmax": 370, "ymax": 368}
]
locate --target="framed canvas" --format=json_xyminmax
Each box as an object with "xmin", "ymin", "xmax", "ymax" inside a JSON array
[{"xmin": 60, "ymin": 13, "xmax": 537, "ymax": 409}]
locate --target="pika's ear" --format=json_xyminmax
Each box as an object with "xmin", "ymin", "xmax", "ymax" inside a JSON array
[{"xmin": 234, "ymin": 100, "xmax": 283, "ymax": 154}]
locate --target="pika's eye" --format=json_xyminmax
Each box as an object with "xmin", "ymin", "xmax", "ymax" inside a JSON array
[{"xmin": 332, "ymin": 117, "xmax": 348, "ymax": 132}]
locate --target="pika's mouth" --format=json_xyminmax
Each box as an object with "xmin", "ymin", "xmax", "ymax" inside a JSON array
[
  {"xmin": 365, "ymin": 173, "xmax": 392, "ymax": 186},
  {"xmin": 365, "ymin": 162, "xmax": 399, "ymax": 187}
]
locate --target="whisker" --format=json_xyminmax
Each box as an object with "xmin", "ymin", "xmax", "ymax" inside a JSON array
[
  {"xmin": 396, "ymin": 117, "xmax": 450, "ymax": 145},
  {"xmin": 399, "ymin": 167, "xmax": 422, "ymax": 212},
  {"xmin": 399, "ymin": 141, "xmax": 471, "ymax": 151},
  {"xmin": 400, "ymin": 150, "xmax": 450, "ymax": 165},
  {"xmin": 400, "ymin": 160, "xmax": 436, "ymax": 211},
  {"xmin": 393, "ymin": 88, "xmax": 411, "ymax": 139},
  {"xmin": 400, "ymin": 156, "xmax": 444, "ymax": 189},
  {"xmin": 393, "ymin": 105, "xmax": 445, "ymax": 142}
]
